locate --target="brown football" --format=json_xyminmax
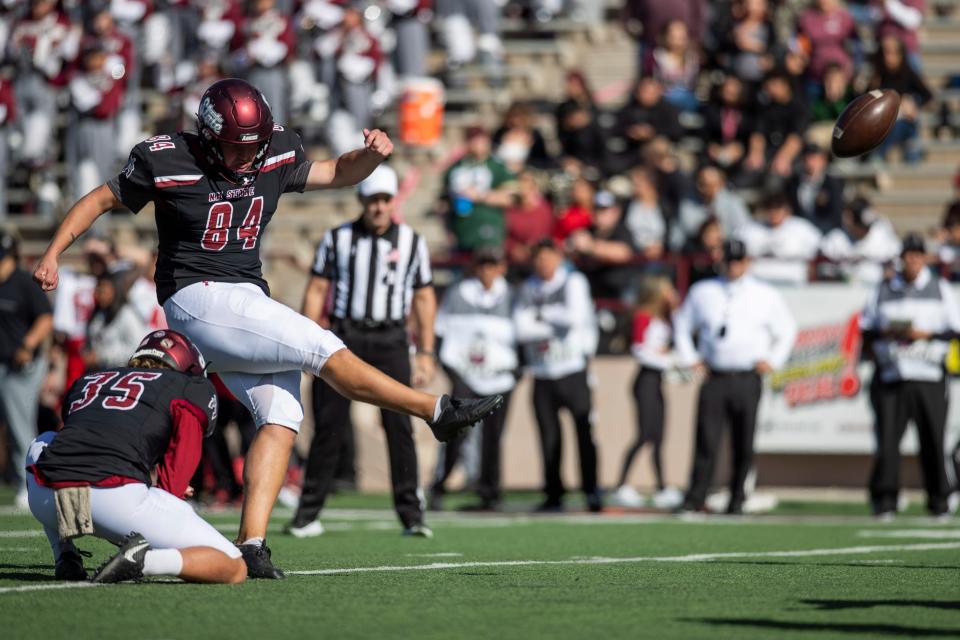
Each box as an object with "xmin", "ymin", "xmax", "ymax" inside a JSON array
[{"xmin": 831, "ymin": 89, "xmax": 901, "ymax": 158}]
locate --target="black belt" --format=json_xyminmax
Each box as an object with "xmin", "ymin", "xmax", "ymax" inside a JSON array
[
  {"xmin": 709, "ymin": 369, "xmax": 758, "ymax": 377},
  {"xmin": 333, "ymin": 319, "xmax": 405, "ymax": 332}
]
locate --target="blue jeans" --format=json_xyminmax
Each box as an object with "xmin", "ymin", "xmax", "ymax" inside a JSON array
[{"xmin": 873, "ymin": 118, "xmax": 922, "ymax": 164}]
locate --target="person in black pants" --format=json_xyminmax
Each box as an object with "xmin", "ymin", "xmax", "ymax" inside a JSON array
[
  {"xmin": 673, "ymin": 240, "xmax": 797, "ymax": 514},
  {"xmin": 514, "ymin": 239, "xmax": 601, "ymax": 512},
  {"xmin": 614, "ymin": 276, "xmax": 679, "ymax": 509},
  {"xmin": 861, "ymin": 234, "xmax": 960, "ymax": 518},
  {"xmin": 287, "ymin": 165, "xmax": 438, "ymax": 537},
  {"xmin": 429, "ymin": 247, "xmax": 517, "ymax": 511}
]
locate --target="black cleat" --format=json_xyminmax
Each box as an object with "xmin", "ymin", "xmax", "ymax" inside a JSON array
[
  {"xmin": 55, "ymin": 549, "xmax": 89, "ymax": 581},
  {"xmin": 429, "ymin": 395, "xmax": 503, "ymax": 442},
  {"xmin": 92, "ymin": 532, "xmax": 149, "ymax": 583},
  {"xmin": 237, "ymin": 541, "xmax": 285, "ymax": 580}
]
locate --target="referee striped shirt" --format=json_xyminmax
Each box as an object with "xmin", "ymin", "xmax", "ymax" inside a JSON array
[{"xmin": 312, "ymin": 219, "xmax": 433, "ymax": 323}]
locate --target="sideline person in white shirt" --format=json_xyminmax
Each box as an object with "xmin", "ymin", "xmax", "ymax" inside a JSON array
[
  {"xmin": 860, "ymin": 233, "xmax": 960, "ymax": 518},
  {"xmin": 430, "ymin": 247, "xmax": 517, "ymax": 511},
  {"xmin": 514, "ymin": 238, "xmax": 601, "ymax": 512},
  {"xmin": 737, "ymin": 192, "xmax": 822, "ymax": 285},
  {"xmin": 674, "ymin": 239, "xmax": 797, "ymax": 513},
  {"xmin": 612, "ymin": 275, "xmax": 684, "ymax": 511}
]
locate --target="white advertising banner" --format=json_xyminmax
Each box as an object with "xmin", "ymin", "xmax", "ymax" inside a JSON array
[{"xmin": 755, "ymin": 283, "xmax": 960, "ymax": 454}]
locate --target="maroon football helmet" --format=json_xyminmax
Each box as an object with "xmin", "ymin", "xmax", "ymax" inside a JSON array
[
  {"xmin": 130, "ymin": 330, "xmax": 207, "ymax": 377},
  {"xmin": 196, "ymin": 78, "xmax": 274, "ymax": 185}
]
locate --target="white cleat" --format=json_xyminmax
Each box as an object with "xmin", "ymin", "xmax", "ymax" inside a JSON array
[
  {"xmin": 286, "ymin": 520, "xmax": 325, "ymax": 538},
  {"xmin": 403, "ymin": 524, "xmax": 434, "ymax": 539},
  {"xmin": 652, "ymin": 487, "xmax": 684, "ymax": 510}
]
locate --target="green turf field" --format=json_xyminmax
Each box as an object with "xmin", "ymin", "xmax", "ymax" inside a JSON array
[{"xmin": 1, "ymin": 488, "xmax": 958, "ymax": 640}]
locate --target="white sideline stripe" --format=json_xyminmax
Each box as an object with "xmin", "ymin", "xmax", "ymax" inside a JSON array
[
  {"xmin": 405, "ymin": 553, "xmax": 463, "ymax": 558},
  {"xmin": 0, "ymin": 542, "xmax": 955, "ymax": 595},
  {"xmin": 858, "ymin": 529, "xmax": 960, "ymax": 539},
  {"xmin": 0, "ymin": 530, "xmax": 45, "ymax": 538},
  {"xmin": 0, "ymin": 547, "xmax": 35, "ymax": 552},
  {"xmin": 285, "ymin": 541, "xmax": 960, "ymax": 576},
  {"xmin": 0, "ymin": 582, "xmax": 100, "ymax": 595}
]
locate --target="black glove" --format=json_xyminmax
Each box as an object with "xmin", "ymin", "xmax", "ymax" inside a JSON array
[{"xmin": 428, "ymin": 394, "xmax": 504, "ymax": 443}]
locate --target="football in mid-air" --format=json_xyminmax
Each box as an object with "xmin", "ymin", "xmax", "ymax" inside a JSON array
[{"xmin": 831, "ymin": 89, "xmax": 901, "ymax": 158}]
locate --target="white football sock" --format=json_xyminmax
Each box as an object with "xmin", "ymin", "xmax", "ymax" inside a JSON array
[
  {"xmin": 242, "ymin": 537, "xmax": 264, "ymax": 547},
  {"xmin": 142, "ymin": 549, "xmax": 183, "ymax": 577},
  {"xmin": 432, "ymin": 397, "xmax": 444, "ymax": 423}
]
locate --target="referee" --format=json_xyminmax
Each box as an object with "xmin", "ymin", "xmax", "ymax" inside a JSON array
[
  {"xmin": 674, "ymin": 239, "xmax": 796, "ymax": 514},
  {"xmin": 287, "ymin": 165, "xmax": 437, "ymax": 538},
  {"xmin": 861, "ymin": 233, "xmax": 960, "ymax": 518}
]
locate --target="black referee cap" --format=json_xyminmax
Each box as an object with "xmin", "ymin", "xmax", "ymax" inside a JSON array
[{"xmin": 722, "ymin": 239, "xmax": 748, "ymax": 262}]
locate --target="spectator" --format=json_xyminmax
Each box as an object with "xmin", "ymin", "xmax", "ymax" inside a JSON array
[
  {"xmin": 702, "ymin": 74, "xmax": 756, "ymax": 182},
  {"xmin": 86, "ymin": 4, "xmax": 137, "ymax": 156},
  {"xmin": 567, "ymin": 190, "xmax": 639, "ymax": 301},
  {"xmin": 876, "ymin": 0, "xmax": 925, "ymax": 71},
  {"xmin": 810, "ymin": 62, "xmax": 854, "ymax": 123},
  {"xmin": 438, "ymin": 0, "xmax": 503, "ymax": 79},
  {"xmin": 83, "ymin": 272, "xmax": 149, "ymax": 371},
  {"xmin": 0, "ymin": 231, "xmax": 53, "ymax": 508},
  {"xmin": 444, "ymin": 126, "xmax": 516, "ymax": 252},
  {"xmin": 820, "ymin": 197, "xmax": 901, "ymax": 284},
  {"xmin": 233, "ymin": 0, "xmax": 295, "ymax": 125},
  {"xmin": 685, "ymin": 216, "xmax": 726, "ymax": 284},
  {"xmin": 323, "ymin": 3, "xmax": 382, "ymax": 134},
  {"xmin": 719, "ymin": 0, "xmax": 775, "ymax": 86},
  {"xmin": 554, "ymin": 70, "xmax": 607, "ymax": 176},
  {"xmin": 870, "ymin": 35, "xmax": 932, "ymax": 164},
  {"xmin": 612, "ymin": 275, "xmax": 680, "ymax": 509},
  {"xmin": 0, "ymin": 72, "xmax": 15, "ymax": 219},
  {"xmin": 196, "ymin": 0, "xmax": 241, "ymax": 57},
  {"xmin": 675, "ymin": 164, "xmax": 751, "ymax": 252},
  {"xmin": 9, "ymin": 0, "xmax": 81, "ymax": 214},
  {"xmin": 389, "ymin": 0, "xmax": 431, "ymax": 79},
  {"xmin": 492, "ymin": 101, "xmax": 553, "ymax": 173},
  {"xmin": 937, "ymin": 202, "xmax": 960, "ymax": 272},
  {"xmin": 786, "ymin": 142, "xmax": 845, "ymax": 234},
  {"xmin": 737, "ymin": 192, "xmax": 822, "ymax": 285},
  {"xmin": 67, "ymin": 43, "xmax": 126, "ymax": 202},
  {"xmin": 625, "ymin": 166, "xmax": 667, "ymax": 260},
  {"xmin": 744, "ymin": 69, "xmax": 808, "ymax": 185},
  {"xmin": 505, "ymin": 170, "xmax": 554, "ymax": 269},
  {"xmin": 553, "ymin": 176, "xmax": 595, "ymax": 245},
  {"xmin": 622, "ymin": 0, "xmax": 705, "ymax": 72},
  {"xmin": 616, "ymin": 76, "xmax": 684, "ymax": 166},
  {"xmin": 642, "ymin": 19, "xmax": 700, "ymax": 113},
  {"xmin": 796, "ymin": 0, "xmax": 858, "ymax": 91},
  {"xmin": 644, "ymin": 137, "xmax": 692, "ymax": 227}
]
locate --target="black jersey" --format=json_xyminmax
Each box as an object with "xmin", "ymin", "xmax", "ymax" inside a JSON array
[
  {"xmin": 106, "ymin": 126, "xmax": 312, "ymax": 304},
  {"xmin": 35, "ymin": 368, "xmax": 218, "ymax": 487}
]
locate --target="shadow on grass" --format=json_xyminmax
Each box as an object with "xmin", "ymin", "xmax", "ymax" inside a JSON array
[
  {"xmin": 689, "ymin": 618, "xmax": 960, "ymax": 637},
  {"xmin": 707, "ymin": 559, "xmax": 959, "ymax": 571},
  {"xmin": 802, "ymin": 599, "xmax": 960, "ymax": 611}
]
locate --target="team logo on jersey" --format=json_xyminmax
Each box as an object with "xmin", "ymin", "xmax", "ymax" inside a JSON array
[
  {"xmin": 198, "ymin": 97, "xmax": 224, "ymax": 134},
  {"xmin": 122, "ymin": 155, "xmax": 136, "ymax": 179}
]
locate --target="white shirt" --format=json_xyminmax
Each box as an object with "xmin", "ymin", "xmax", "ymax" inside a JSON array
[
  {"xmin": 673, "ymin": 274, "xmax": 797, "ymax": 371},
  {"xmin": 52, "ymin": 269, "xmax": 95, "ymax": 340},
  {"xmin": 514, "ymin": 267, "xmax": 598, "ymax": 380},
  {"xmin": 820, "ymin": 219, "xmax": 901, "ymax": 285},
  {"xmin": 436, "ymin": 277, "xmax": 517, "ymax": 395},
  {"xmin": 861, "ymin": 267, "xmax": 960, "ymax": 382},
  {"xmin": 737, "ymin": 216, "xmax": 822, "ymax": 285},
  {"xmin": 631, "ymin": 314, "xmax": 674, "ymax": 370}
]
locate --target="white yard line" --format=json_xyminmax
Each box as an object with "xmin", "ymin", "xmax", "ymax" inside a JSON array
[
  {"xmin": 0, "ymin": 530, "xmax": 45, "ymax": 538},
  {"xmin": 285, "ymin": 541, "xmax": 960, "ymax": 576},
  {"xmin": 0, "ymin": 541, "xmax": 956, "ymax": 595},
  {"xmin": 857, "ymin": 529, "xmax": 960, "ymax": 539}
]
